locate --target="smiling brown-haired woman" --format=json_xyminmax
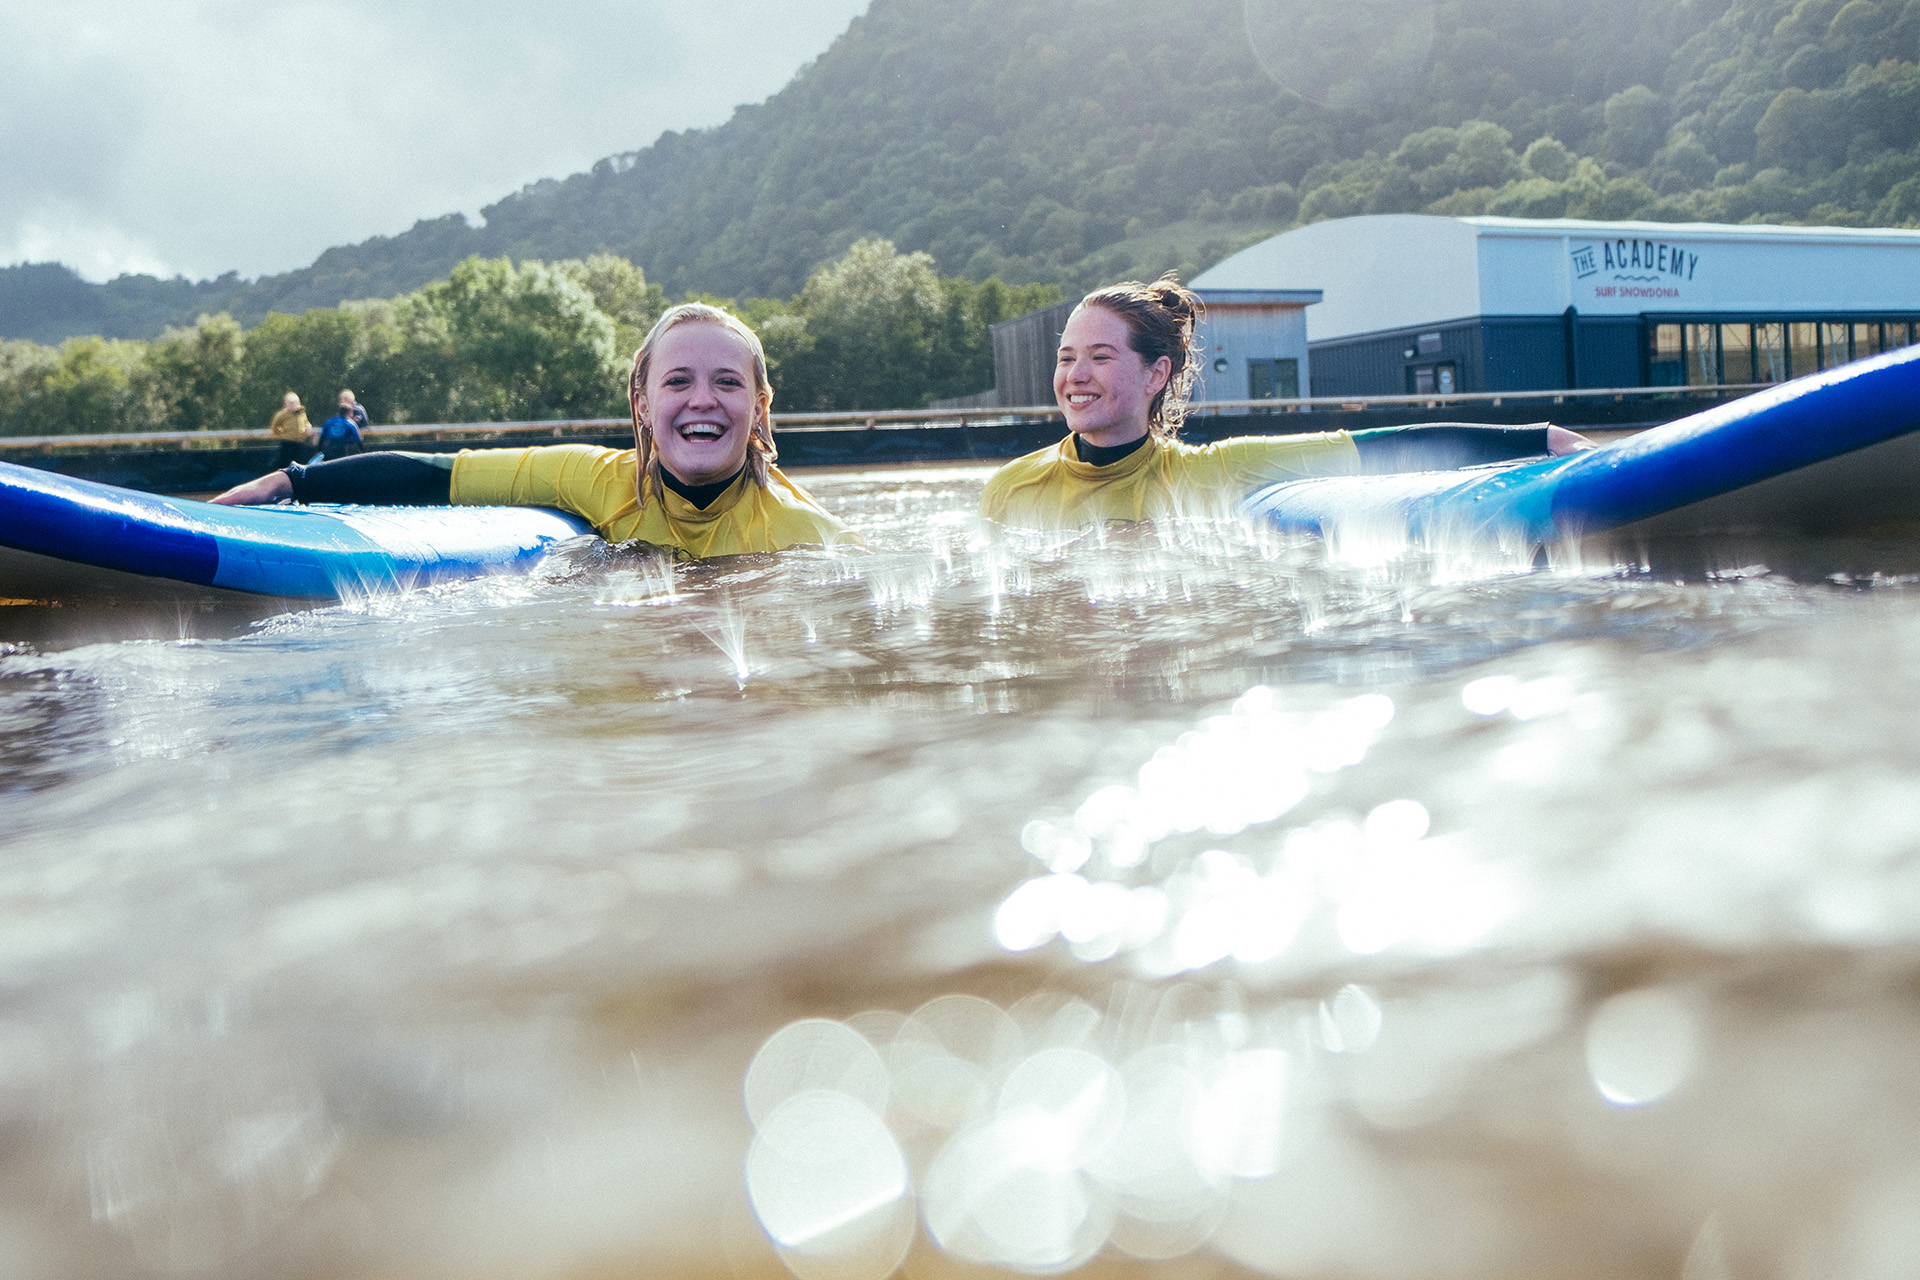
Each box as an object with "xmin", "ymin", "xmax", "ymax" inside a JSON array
[
  {"xmin": 982, "ymin": 276, "xmax": 1593, "ymax": 528},
  {"xmin": 214, "ymin": 304, "xmax": 854, "ymax": 556}
]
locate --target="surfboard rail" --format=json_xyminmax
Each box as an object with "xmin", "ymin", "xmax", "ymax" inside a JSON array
[
  {"xmin": 1242, "ymin": 345, "xmax": 1920, "ymax": 545},
  {"xmin": 0, "ymin": 460, "xmax": 594, "ymax": 602}
]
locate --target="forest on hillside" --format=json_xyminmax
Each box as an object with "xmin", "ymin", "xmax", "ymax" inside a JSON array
[
  {"xmin": 0, "ymin": 243, "xmax": 1058, "ymax": 434},
  {"xmin": 3, "ymin": 0, "xmax": 1918, "ymax": 348}
]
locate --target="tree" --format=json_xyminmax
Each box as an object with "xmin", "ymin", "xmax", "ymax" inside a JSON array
[
  {"xmin": 1600, "ymin": 86, "xmax": 1667, "ymax": 168},
  {"xmin": 429, "ymin": 256, "xmax": 622, "ymax": 420},
  {"xmin": 787, "ymin": 238, "xmax": 947, "ymax": 411},
  {"xmin": 0, "ymin": 337, "xmax": 146, "ymax": 434},
  {"xmin": 236, "ymin": 308, "xmax": 366, "ymax": 430},
  {"xmin": 1755, "ymin": 86, "xmax": 1847, "ymax": 169},
  {"xmin": 339, "ymin": 294, "xmax": 459, "ymax": 426},
  {"xmin": 135, "ymin": 314, "xmax": 247, "ymax": 432},
  {"xmin": 561, "ymin": 254, "xmax": 667, "ymax": 359},
  {"xmin": 1521, "ymin": 136, "xmax": 1575, "ymax": 182}
]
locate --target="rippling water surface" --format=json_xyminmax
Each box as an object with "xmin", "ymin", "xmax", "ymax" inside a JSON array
[{"xmin": 5, "ymin": 465, "xmax": 1920, "ymax": 1279}]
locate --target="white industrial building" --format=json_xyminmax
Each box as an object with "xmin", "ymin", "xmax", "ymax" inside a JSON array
[{"xmin": 1190, "ymin": 214, "xmax": 1920, "ymax": 396}]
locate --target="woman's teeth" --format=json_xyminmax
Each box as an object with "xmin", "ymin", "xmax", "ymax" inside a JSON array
[{"xmin": 680, "ymin": 423, "xmax": 725, "ymax": 439}]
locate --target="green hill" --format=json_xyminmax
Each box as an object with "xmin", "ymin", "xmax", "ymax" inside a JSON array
[{"xmin": 7, "ymin": 0, "xmax": 1920, "ymax": 343}]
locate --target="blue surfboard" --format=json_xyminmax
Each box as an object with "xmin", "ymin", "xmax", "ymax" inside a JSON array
[
  {"xmin": 1244, "ymin": 345, "xmax": 1920, "ymax": 547},
  {"xmin": 0, "ymin": 461, "xmax": 593, "ymax": 603}
]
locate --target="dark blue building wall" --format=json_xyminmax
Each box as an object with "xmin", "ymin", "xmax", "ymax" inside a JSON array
[
  {"xmin": 1480, "ymin": 318, "xmax": 1568, "ymax": 391},
  {"xmin": 1569, "ymin": 316, "xmax": 1643, "ymax": 389},
  {"xmin": 1311, "ymin": 314, "xmax": 1644, "ymax": 396},
  {"xmin": 1309, "ymin": 320, "xmax": 1480, "ymax": 397}
]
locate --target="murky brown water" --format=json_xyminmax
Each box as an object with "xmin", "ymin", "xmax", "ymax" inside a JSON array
[{"xmin": 4, "ymin": 465, "xmax": 1920, "ymax": 1279}]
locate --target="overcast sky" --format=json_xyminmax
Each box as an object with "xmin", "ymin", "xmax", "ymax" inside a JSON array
[{"xmin": 1, "ymin": 0, "xmax": 871, "ymax": 283}]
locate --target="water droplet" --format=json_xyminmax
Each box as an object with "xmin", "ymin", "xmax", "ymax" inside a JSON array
[{"xmin": 1585, "ymin": 988, "xmax": 1698, "ymax": 1107}]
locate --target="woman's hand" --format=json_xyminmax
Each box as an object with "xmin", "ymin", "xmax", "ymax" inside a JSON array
[
  {"xmin": 1547, "ymin": 426, "xmax": 1597, "ymax": 455},
  {"xmin": 211, "ymin": 472, "xmax": 294, "ymax": 505}
]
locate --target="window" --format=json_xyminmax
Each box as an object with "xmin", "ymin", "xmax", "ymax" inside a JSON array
[
  {"xmin": 1721, "ymin": 323, "xmax": 1755, "ymax": 383},
  {"xmin": 1247, "ymin": 358, "xmax": 1298, "ymax": 400},
  {"xmin": 1685, "ymin": 323, "xmax": 1718, "ymax": 386},
  {"xmin": 1650, "ymin": 324, "xmax": 1684, "ymax": 386},
  {"xmin": 1755, "ymin": 323, "xmax": 1788, "ymax": 383},
  {"xmin": 1820, "ymin": 322, "xmax": 1852, "ymax": 370},
  {"xmin": 1789, "ymin": 323, "xmax": 1818, "ymax": 379},
  {"xmin": 1408, "ymin": 363, "xmax": 1458, "ymax": 395},
  {"xmin": 1648, "ymin": 316, "xmax": 1918, "ymax": 388}
]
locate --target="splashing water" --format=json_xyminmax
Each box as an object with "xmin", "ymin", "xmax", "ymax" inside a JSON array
[{"xmin": 4, "ymin": 464, "xmax": 1920, "ymax": 1277}]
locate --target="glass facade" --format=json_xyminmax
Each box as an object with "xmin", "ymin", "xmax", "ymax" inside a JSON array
[
  {"xmin": 1790, "ymin": 323, "xmax": 1819, "ymax": 378},
  {"xmin": 1820, "ymin": 322, "xmax": 1852, "ymax": 370},
  {"xmin": 1644, "ymin": 316, "xmax": 1920, "ymax": 386},
  {"xmin": 1754, "ymin": 323, "xmax": 1788, "ymax": 383},
  {"xmin": 1649, "ymin": 324, "xmax": 1684, "ymax": 386},
  {"xmin": 1686, "ymin": 323, "xmax": 1718, "ymax": 386},
  {"xmin": 1721, "ymin": 323, "xmax": 1754, "ymax": 383}
]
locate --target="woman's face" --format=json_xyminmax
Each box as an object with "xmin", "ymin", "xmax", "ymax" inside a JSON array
[
  {"xmin": 635, "ymin": 322, "xmax": 767, "ymax": 486},
  {"xmin": 1053, "ymin": 305, "xmax": 1170, "ymax": 448}
]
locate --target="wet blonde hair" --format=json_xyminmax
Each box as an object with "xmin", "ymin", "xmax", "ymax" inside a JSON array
[{"xmin": 628, "ymin": 303, "xmax": 777, "ymax": 503}]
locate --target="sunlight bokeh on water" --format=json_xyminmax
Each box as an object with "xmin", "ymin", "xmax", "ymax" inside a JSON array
[{"xmin": 5, "ymin": 464, "xmax": 1920, "ymax": 1278}]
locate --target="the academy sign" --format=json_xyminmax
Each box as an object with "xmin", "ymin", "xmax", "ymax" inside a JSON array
[{"xmin": 1569, "ymin": 237, "xmax": 1700, "ymax": 302}]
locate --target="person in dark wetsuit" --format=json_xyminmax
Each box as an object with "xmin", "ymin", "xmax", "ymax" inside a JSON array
[
  {"xmin": 981, "ymin": 275, "xmax": 1595, "ymax": 528},
  {"xmin": 313, "ymin": 409, "xmax": 365, "ymax": 461},
  {"xmin": 337, "ymin": 389, "xmax": 369, "ymax": 433}
]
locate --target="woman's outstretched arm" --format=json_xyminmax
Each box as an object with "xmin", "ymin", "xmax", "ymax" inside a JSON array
[{"xmin": 212, "ymin": 452, "xmax": 455, "ymax": 506}]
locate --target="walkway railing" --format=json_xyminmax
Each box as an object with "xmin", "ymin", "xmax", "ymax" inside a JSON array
[{"xmin": 0, "ymin": 383, "xmax": 1764, "ymax": 454}]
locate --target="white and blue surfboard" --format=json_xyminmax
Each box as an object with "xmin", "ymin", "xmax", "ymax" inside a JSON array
[
  {"xmin": 1244, "ymin": 345, "xmax": 1920, "ymax": 547},
  {"xmin": 0, "ymin": 463, "xmax": 592, "ymax": 603}
]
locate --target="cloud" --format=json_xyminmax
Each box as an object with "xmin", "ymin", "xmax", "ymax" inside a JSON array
[{"xmin": 0, "ymin": 0, "xmax": 869, "ymax": 281}]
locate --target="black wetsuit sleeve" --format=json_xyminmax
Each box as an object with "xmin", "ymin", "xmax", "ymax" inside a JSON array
[
  {"xmin": 1351, "ymin": 424, "xmax": 1553, "ymax": 474},
  {"xmin": 283, "ymin": 452, "xmax": 453, "ymax": 505}
]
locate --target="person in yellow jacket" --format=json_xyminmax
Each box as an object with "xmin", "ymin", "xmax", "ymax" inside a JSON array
[
  {"xmin": 266, "ymin": 392, "xmax": 314, "ymax": 469},
  {"xmin": 214, "ymin": 304, "xmax": 855, "ymax": 556},
  {"xmin": 981, "ymin": 277, "xmax": 1592, "ymax": 529}
]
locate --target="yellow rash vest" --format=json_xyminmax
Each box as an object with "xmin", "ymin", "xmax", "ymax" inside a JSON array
[
  {"xmin": 980, "ymin": 432, "xmax": 1364, "ymax": 528},
  {"xmin": 449, "ymin": 444, "xmax": 856, "ymax": 555},
  {"xmin": 267, "ymin": 407, "xmax": 311, "ymax": 442}
]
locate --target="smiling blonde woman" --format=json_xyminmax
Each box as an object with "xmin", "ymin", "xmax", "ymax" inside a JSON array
[{"xmin": 215, "ymin": 304, "xmax": 854, "ymax": 557}]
